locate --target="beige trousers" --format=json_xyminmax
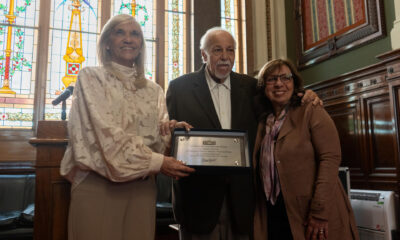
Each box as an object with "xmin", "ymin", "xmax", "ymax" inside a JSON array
[{"xmin": 68, "ymin": 172, "xmax": 157, "ymax": 240}]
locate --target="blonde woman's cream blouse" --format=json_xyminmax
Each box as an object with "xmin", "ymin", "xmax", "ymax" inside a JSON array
[{"xmin": 60, "ymin": 64, "xmax": 169, "ymax": 188}]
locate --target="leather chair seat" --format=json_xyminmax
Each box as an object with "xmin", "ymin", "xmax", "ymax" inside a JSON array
[{"xmin": 0, "ymin": 174, "xmax": 35, "ymax": 239}]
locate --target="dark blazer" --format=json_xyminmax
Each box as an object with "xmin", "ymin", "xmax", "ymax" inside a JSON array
[{"xmin": 166, "ymin": 65, "xmax": 258, "ymax": 234}]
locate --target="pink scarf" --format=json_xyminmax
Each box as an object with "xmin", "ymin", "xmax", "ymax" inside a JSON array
[{"xmin": 259, "ymin": 108, "xmax": 287, "ymax": 205}]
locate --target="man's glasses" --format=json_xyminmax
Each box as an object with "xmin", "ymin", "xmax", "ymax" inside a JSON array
[{"xmin": 265, "ymin": 74, "xmax": 293, "ymax": 85}]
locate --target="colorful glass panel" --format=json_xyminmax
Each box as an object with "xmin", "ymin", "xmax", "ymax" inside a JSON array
[
  {"xmin": 0, "ymin": 0, "xmax": 39, "ymax": 128},
  {"xmin": 45, "ymin": 0, "xmax": 100, "ymax": 120},
  {"xmin": 165, "ymin": 0, "xmax": 185, "ymax": 87},
  {"xmin": 113, "ymin": 0, "xmax": 156, "ymax": 81},
  {"xmin": 221, "ymin": 0, "xmax": 239, "ymax": 71}
]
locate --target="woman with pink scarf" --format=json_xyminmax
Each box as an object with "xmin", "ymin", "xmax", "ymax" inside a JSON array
[{"xmin": 252, "ymin": 59, "xmax": 358, "ymax": 240}]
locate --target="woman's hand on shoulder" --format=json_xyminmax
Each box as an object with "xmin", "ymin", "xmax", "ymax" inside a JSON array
[
  {"xmin": 160, "ymin": 156, "xmax": 195, "ymax": 180},
  {"xmin": 159, "ymin": 120, "xmax": 193, "ymax": 136},
  {"xmin": 304, "ymin": 215, "xmax": 328, "ymax": 240}
]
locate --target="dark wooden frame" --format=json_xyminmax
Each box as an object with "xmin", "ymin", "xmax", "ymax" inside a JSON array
[{"xmin": 294, "ymin": 0, "xmax": 386, "ymax": 69}]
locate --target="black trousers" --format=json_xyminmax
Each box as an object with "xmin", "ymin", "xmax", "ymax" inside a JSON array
[{"xmin": 266, "ymin": 193, "xmax": 293, "ymax": 240}]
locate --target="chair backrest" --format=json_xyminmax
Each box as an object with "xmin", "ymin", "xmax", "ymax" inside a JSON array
[{"xmin": 0, "ymin": 174, "xmax": 35, "ymax": 213}]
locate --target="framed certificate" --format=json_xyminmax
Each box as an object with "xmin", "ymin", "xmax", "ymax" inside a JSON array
[{"xmin": 171, "ymin": 129, "xmax": 251, "ymax": 172}]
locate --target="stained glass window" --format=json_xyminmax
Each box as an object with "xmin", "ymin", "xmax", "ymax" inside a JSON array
[
  {"xmin": 45, "ymin": 0, "xmax": 101, "ymax": 120},
  {"xmin": 0, "ymin": 0, "xmax": 39, "ymax": 128},
  {"xmin": 165, "ymin": 0, "xmax": 185, "ymax": 88},
  {"xmin": 221, "ymin": 0, "xmax": 240, "ymax": 72},
  {"xmin": 113, "ymin": 0, "xmax": 156, "ymax": 82},
  {"xmin": 0, "ymin": 0, "xmax": 247, "ymax": 130}
]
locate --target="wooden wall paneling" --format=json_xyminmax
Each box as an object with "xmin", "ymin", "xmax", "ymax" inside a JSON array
[
  {"xmin": 0, "ymin": 130, "xmax": 35, "ymax": 162},
  {"xmin": 361, "ymin": 89, "xmax": 399, "ymax": 190},
  {"xmin": 30, "ymin": 121, "xmax": 69, "ymax": 240},
  {"xmin": 50, "ymin": 172, "xmax": 70, "ymax": 240},
  {"xmin": 308, "ymin": 49, "xmax": 400, "ymax": 195},
  {"xmin": 383, "ymin": 50, "xmax": 400, "ymax": 197},
  {"xmin": 379, "ymin": 49, "xmax": 400, "ymax": 240},
  {"xmin": 34, "ymin": 167, "xmax": 51, "ymax": 240},
  {"xmin": 33, "ymin": 144, "xmax": 69, "ymax": 240},
  {"xmin": 325, "ymin": 97, "xmax": 366, "ymax": 188},
  {"xmin": 388, "ymin": 78, "xmax": 400, "ymax": 196}
]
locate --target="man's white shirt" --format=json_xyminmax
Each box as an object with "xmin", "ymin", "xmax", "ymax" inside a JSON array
[{"xmin": 205, "ymin": 68, "xmax": 231, "ymax": 129}]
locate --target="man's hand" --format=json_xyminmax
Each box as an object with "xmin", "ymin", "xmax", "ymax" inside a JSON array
[
  {"xmin": 304, "ymin": 215, "xmax": 328, "ymax": 240},
  {"xmin": 298, "ymin": 89, "xmax": 323, "ymax": 106},
  {"xmin": 160, "ymin": 156, "xmax": 195, "ymax": 180},
  {"xmin": 160, "ymin": 120, "xmax": 193, "ymax": 136}
]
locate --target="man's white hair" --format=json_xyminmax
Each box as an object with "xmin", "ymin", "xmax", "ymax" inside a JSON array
[{"xmin": 199, "ymin": 27, "xmax": 237, "ymax": 53}]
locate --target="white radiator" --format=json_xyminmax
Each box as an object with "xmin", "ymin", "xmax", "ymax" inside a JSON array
[{"xmin": 350, "ymin": 189, "xmax": 398, "ymax": 240}]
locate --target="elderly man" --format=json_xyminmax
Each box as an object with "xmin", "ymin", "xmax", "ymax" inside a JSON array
[{"xmin": 166, "ymin": 27, "xmax": 318, "ymax": 240}]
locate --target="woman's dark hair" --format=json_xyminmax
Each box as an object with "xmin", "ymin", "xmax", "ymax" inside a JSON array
[{"xmin": 254, "ymin": 59, "xmax": 304, "ymax": 121}]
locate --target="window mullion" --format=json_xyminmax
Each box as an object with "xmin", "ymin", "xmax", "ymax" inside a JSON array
[
  {"xmin": 156, "ymin": 0, "xmax": 165, "ymax": 89},
  {"xmin": 32, "ymin": 0, "xmax": 52, "ymax": 132},
  {"xmin": 101, "ymin": 0, "xmax": 112, "ymax": 30},
  {"xmin": 236, "ymin": 0, "xmax": 243, "ymax": 73},
  {"xmin": 185, "ymin": 0, "xmax": 191, "ymax": 73}
]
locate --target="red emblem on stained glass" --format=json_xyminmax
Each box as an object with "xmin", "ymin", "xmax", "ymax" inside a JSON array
[{"xmin": 67, "ymin": 63, "xmax": 80, "ymax": 75}]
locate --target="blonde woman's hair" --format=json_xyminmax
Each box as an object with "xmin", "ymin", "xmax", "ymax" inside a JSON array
[{"xmin": 97, "ymin": 14, "xmax": 147, "ymax": 88}]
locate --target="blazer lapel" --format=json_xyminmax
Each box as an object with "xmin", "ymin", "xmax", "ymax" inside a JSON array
[
  {"xmin": 192, "ymin": 65, "xmax": 221, "ymax": 128},
  {"xmin": 230, "ymin": 73, "xmax": 245, "ymax": 129},
  {"xmin": 277, "ymin": 109, "xmax": 294, "ymax": 141}
]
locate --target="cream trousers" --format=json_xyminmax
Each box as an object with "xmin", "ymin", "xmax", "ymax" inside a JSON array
[{"xmin": 68, "ymin": 172, "xmax": 157, "ymax": 240}]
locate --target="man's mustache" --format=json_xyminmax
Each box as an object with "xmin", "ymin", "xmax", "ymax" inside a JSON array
[{"xmin": 216, "ymin": 61, "xmax": 232, "ymax": 67}]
